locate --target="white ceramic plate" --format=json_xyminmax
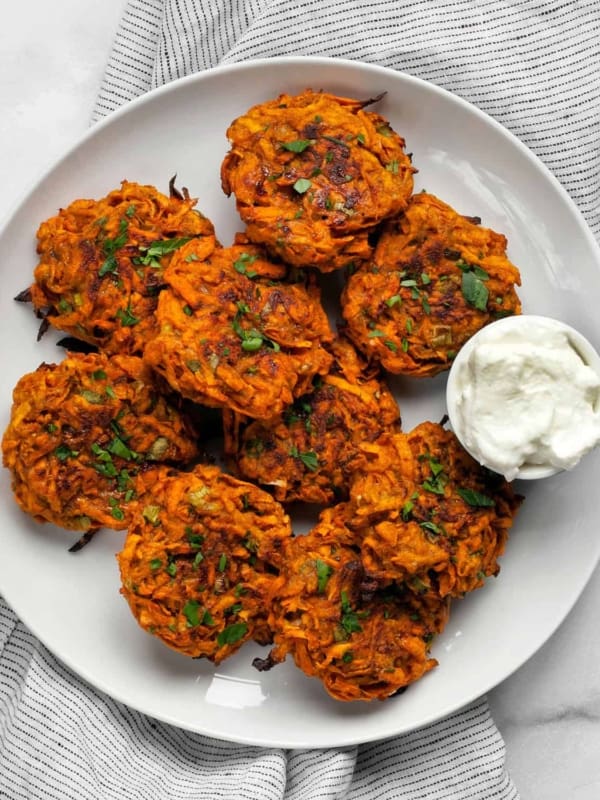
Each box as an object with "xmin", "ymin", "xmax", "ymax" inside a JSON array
[{"xmin": 1, "ymin": 57, "xmax": 600, "ymax": 748}]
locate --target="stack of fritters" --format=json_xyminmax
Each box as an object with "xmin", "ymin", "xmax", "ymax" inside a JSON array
[
  {"xmin": 221, "ymin": 89, "xmax": 415, "ymax": 272},
  {"xmin": 3, "ymin": 88, "xmax": 527, "ymax": 704}
]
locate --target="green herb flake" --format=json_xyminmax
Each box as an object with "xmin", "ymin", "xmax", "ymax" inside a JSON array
[
  {"xmin": 109, "ymin": 500, "xmax": 125, "ymax": 521},
  {"xmin": 420, "ymin": 521, "xmax": 442, "ymax": 535},
  {"xmin": 233, "ymin": 252, "xmax": 258, "ymax": 277},
  {"xmin": 142, "ymin": 505, "xmax": 161, "ymax": 525},
  {"xmin": 218, "ymin": 553, "xmax": 228, "ymax": 572},
  {"xmin": 92, "ymin": 369, "xmax": 107, "ymax": 381},
  {"xmin": 385, "ymin": 294, "xmax": 402, "ymax": 308},
  {"xmin": 217, "ymin": 622, "xmax": 248, "ymax": 647},
  {"xmin": 116, "ymin": 304, "xmax": 140, "ymax": 327},
  {"xmin": 281, "ymin": 138, "xmax": 314, "ymax": 153},
  {"xmin": 149, "ymin": 558, "xmax": 162, "ymax": 570},
  {"xmin": 183, "ymin": 304, "xmax": 193, "ymax": 316},
  {"xmin": 461, "ymin": 270, "xmax": 489, "ymax": 312},
  {"xmin": 340, "ymin": 591, "xmax": 363, "ymax": 635},
  {"xmin": 137, "ymin": 237, "xmax": 192, "ymax": 265},
  {"xmin": 183, "ymin": 600, "xmax": 202, "ymax": 627},
  {"xmin": 342, "ymin": 651, "xmax": 354, "ymax": 663},
  {"xmin": 290, "ymin": 445, "xmax": 319, "ymax": 472},
  {"xmin": 401, "ymin": 499, "xmax": 414, "ymax": 521},
  {"xmin": 315, "ymin": 559, "xmax": 333, "ymax": 594},
  {"xmin": 80, "ymin": 390, "xmax": 104, "ymax": 405},
  {"xmin": 457, "ymin": 487, "xmax": 496, "ymax": 507},
  {"xmin": 293, "ymin": 178, "xmax": 312, "ymax": 194},
  {"xmin": 167, "ymin": 561, "xmax": 177, "ymax": 578},
  {"xmin": 54, "ymin": 444, "xmax": 78, "ymax": 462}
]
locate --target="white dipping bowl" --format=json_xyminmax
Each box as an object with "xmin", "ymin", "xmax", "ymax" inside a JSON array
[{"xmin": 446, "ymin": 315, "xmax": 600, "ymax": 480}]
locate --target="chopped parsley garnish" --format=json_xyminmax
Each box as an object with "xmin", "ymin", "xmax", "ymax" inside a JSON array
[
  {"xmin": 293, "ymin": 178, "xmax": 312, "ymax": 194},
  {"xmin": 116, "ymin": 304, "xmax": 140, "ymax": 327},
  {"xmin": 421, "ymin": 456, "xmax": 447, "ymax": 495},
  {"xmin": 183, "ymin": 600, "xmax": 202, "ymax": 627},
  {"xmin": 340, "ymin": 590, "xmax": 363, "ymax": 635},
  {"xmin": 108, "ymin": 497, "xmax": 125, "ymax": 521},
  {"xmin": 232, "ymin": 252, "xmax": 258, "ymax": 278},
  {"xmin": 135, "ymin": 237, "xmax": 192, "ymax": 268},
  {"xmin": 218, "ymin": 553, "xmax": 227, "ymax": 572},
  {"xmin": 289, "ymin": 445, "xmax": 319, "ymax": 472},
  {"xmin": 281, "ymin": 139, "xmax": 314, "ymax": 153},
  {"xmin": 142, "ymin": 505, "xmax": 161, "ymax": 525},
  {"xmin": 167, "ymin": 561, "xmax": 177, "ymax": 577},
  {"xmin": 457, "ymin": 487, "xmax": 496, "ymax": 507},
  {"xmin": 315, "ymin": 559, "xmax": 333, "ymax": 593},
  {"xmin": 98, "ymin": 218, "xmax": 129, "ymax": 277},
  {"xmin": 217, "ymin": 622, "xmax": 248, "ymax": 647},
  {"xmin": 232, "ymin": 302, "xmax": 280, "ymax": 352},
  {"xmin": 54, "ymin": 444, "xmax": 78, "ymax": 462},
  {"xmin": 457, "ymin": 261, "xmax": 490, "ymax": 311}
]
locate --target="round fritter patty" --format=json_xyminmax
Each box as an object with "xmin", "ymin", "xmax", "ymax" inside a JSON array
[
  {"xmin": 28, "ymin": 180, "xmax": 216, "ymax": 355},
  {"xmin": 223, "ymin": 336, "xmax": 401, "ymax": 504},
  {"xmin": 341, "ymin": 192, "xmax": 522, "ymax": 376},
  {"xmin": 144, "ymin": 239, "xmax": 334, "ymax": 420},
  {"xmin": 1, "ymin": 351, "xmax": 199, "ymax": 533},
  {"xmin": 118, "ymin": 464, "xmax": 292, "ymax": 663},
  {"xmin": 349, "ymin": 422, "xmax": 522, "ymax": 598},
  {"xmin": 221, "ymin": 89, "xmax": 415, "ymax": 272},
  {"xmin": 256, "ymin": 506, "xmax": 449, "ymax": 702}
]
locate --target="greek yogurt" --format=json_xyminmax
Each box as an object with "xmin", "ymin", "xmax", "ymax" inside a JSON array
[{"xmin": 446, "ymin": 315, "xmax": 600, "ymax": 481}]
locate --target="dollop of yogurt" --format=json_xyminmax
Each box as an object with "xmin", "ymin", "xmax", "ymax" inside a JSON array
[{"xmin": 447, "ymin": 316, "xmax": 600, "ymax": 481}]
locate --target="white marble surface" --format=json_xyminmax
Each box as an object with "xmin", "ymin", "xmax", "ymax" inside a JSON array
[{"xmin": 2, "ymin": 2, "xmax": 600, "ymax": 798}]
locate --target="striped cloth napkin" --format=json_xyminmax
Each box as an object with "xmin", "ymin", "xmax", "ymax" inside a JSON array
[{"xmin": 2, "ymin": 0, "xmax": 599, "ymax": 797}]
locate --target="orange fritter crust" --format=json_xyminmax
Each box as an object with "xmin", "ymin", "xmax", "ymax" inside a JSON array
[
  {"xmin": 1, "ymin": 352, "xmax": 199, "ymax": 533},
  {"xmin": 221, "ymin": 89, "xmax": 415, "ymax": 272},
  {"xmin": 118, "ymin": 465, "xmax": 292, "ymax": 663},
  {"xmin": 341, "ymin": 192, "xmax": 522, "ymax": 376},
  {"xmin": 257, "ymin": 507, "xmax": 449, "ymax": 702},
  {"xmin": 223, "ymin": 336, "xmax": 401, "ymax": 504},
  {"xmin": 29, "ymin": 180, "xmax": 216, "ymax": 355},
  {"xmin": 349, "ymin": 422, "xmax": 522, "ymax": 598},
  {"xmin": 144, "ymin": 239, "xmax": 334, "ymax": 419}
]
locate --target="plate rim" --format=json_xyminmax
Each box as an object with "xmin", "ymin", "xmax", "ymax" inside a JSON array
[{"xmin": 2, "ymin": 55, "xmax": 600, "ymax": 747}]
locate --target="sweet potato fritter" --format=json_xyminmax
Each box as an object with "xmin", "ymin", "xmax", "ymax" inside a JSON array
[
  {"xmin": 256, "ymin": 507, "xmax": 449, "ymax": 702},
  {"xmin": 28, "ymin": 180, "xmax": 216, "ymax": 355},
  {"xmin": 349, "ymin": 422, "xmax": 522, "ymax": 598},
  {"xmin": 221, "ymin": 89, "xmax": 415, "ymax": 272},
  {"xmin": 1, "ymin": 352, "xmax": 199, "ymax": 533},
  {"xmin": 341, "ymin": 192, "xmax": 522, "ymax": 376},
  {"xmin": 118, "ymin": 465, "xmax": 292, "ymax": 663},
  {"xmin": 144, "ymin": 239, "xmax": 334, "ymax": 419},
  {"xmin": 223, "ymin": 337, "xmax": 401, "ymax": 504}
]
